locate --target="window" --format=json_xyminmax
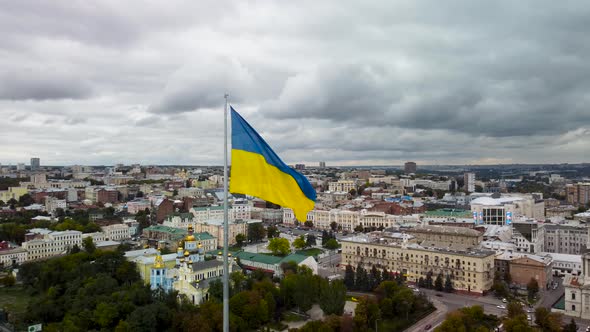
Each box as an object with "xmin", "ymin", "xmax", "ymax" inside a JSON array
[
  {"xmin": 572, "ymin": 292, "xmax": 576, "ymax": 300},
  {"xmin": 572, "ymin": 305, "xmax": 576, "ymax": 311}
]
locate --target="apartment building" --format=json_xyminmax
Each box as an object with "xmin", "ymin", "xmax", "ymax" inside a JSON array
[
  {"xmin": 283, "ymin": 208, "xmax": 420, "ymax": 231},
  {"xmin": 101, "ymin": 224, "xmax": 131, "ymax": 241},
  {"xmin": 190, "ymin": 205, "xmax": 251, "ymax": 222},
  {"xmin": 404, "ymin": 225, "xmax": 483, "ymax": 249},
  {"xmin": 0, "ymin": 242, "xmax": 27, "ymax": 267},
  {"xmin": 328, "ymin": 180, "xmax": 356, "ymax": 193},
  {"xmin": 566, "ymin": 183, "xmax": 590, "ymax": 206},
  {"xmin": 512, "ymin": 220, "xmax": 545, "ymax": 253},
  {"xmin": 544, "ymin": 224, "xmax": 587, "ymax": 255},
  {"xmin": 341, "ymin": 233, "xmax": 496, "ymax": 294},
  {"xmin": 22, "ymin": 230, "xmax": 82, "ymax": 260}
]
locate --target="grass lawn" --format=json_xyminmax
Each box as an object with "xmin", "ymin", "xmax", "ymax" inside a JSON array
[
  {"xmin": 296, "ymin": 248, "xmax": 324, "ymax": 257},
  {"xmin": 0, "ymin": 286, "xmax": 32, "ymax": 328}
]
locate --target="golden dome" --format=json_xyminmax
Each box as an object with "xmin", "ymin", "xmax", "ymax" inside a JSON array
[
  {"xmin": 185, "ymin": 235, "xmax": 196, "ymax": 241},
  {"xmin": 228, "ymin": 253, "xmax": 232, "ymax": 257},
  {"xmin": 217, "ymin": 251, "xmax": 222, "ymax": 255},
  {"xmin": 188, "ymin": 259, "xmax": 193, "ymax": 264},
  {"xmin": 184, "ymin": 250, "xmax": 190, "ymax": 257},
  {"xmin": 198, "ymin": 242, "xmax": 203, "ymax": 248},
  {"xmin": 154, "ymin": 254, "xmax": 165, "ymax": 269},
  {"xmin": 180, "ymin": 258, "xmax": 185, "ymax": 262}
]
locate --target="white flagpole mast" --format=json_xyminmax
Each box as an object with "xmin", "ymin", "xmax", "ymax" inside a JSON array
[{"xmin": 223, "ymin": 93, "xmax": 230, "ymax": 332}]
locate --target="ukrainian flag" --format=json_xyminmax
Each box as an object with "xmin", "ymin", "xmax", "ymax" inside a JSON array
[{"xmin": 230, "ymin": 107, "xmax": 316, "ymax": 221}]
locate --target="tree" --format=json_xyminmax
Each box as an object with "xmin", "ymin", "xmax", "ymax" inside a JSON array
[
  {"xmin": 304, "ymin": 220, "xmax": 313, "ymax": 228},
  {"xmin": 355, "ymin": 263, "xmax": 369, "ymax": 291},
  {"xmin": 507, "ymin": 301, "xmax": 525, "ymax": 319},
  {"xmin": 247, "ymin": 223, "xmax": 266, "ymax": 242},
  {"xmin": 534, "ymin": 307, "xmax": 562, "ymax": 332},
  {"xmin": 349, "ymin": 188, "xmax": 357, "ymax": 197},
  {"xmin": 527, "ymin": 278, "xmax": 539, "ymax": 300},
  {"xmin": 344, "ymin": 265, "xmax": 355, "ymax": 290},
  {"xmin": 354, "ymin": 225, "xmax": 364, "ymax": 233},
  {"xmin": 330, "ymin": 221, "xmax": 338, "ymax": 231},
  {"xmin": 353, "ymin": 296, "xmax": 380, "ymax": 331},
  {"xmin": 235, "ymin": 234, "xmax": 246, "ymax": 247},
  {"xmin": 267, "ymin": 238, "xmax": 290, "ymax": 256},
  {"xmin": 83, "ymin": 236, "xmax": 96, "ymax": 254},
  {"xmin": 293, "ymin": 236, "xmax": 307, "ymax": 250},
  {"xmin": 1, "ymin": 274, "xmax": 15, "ymax": 287},
  {"xmin": 319, "ymin": 280, "xmax": 346, "ymax": 315},
  {"xmin": 172, "ymin": 189, "xmax": 178, "ymax": 196},
  {"xmin": 266, "ymin": 225, "xmax": 279, "ymax": 238},
  {"xmin": 18, "ymin": 193, "xmax": 34, "ymax": 207},
  {"xmin": 425, "ymin": 271, "xmax": 434, "ymax": 289},
  {"xmin": 0, "ymin": 200, "xmax": 4, "ymax": 206},
  {"xmin": 435, "ymin": 273, "xmax": 444, "ymax": 291},
  {"xmin": 503, "ymin": 315, "xmax": 533, "ymax": 332},
  {"xmin": 306, "ymin": 234, "xmax": 316, "ymax": 247},
  {"xmin": 563, "ymin": 318, "xmax": 578, "ymax": 332},
  {"xmin": 136, "ymin": 191, "xmax": 144, "ymax": 198},
  {"xmin": 324, "ymin": 238, "xmax": 340, "ymax": 250},
  {"xmin": 444, "ymin": 274, "xmax": 453, "ymax": 293}
]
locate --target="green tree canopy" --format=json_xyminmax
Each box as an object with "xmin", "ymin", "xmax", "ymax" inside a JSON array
[{"xmin": 267, "ymin": 237, "xmax": 290, "ymax": 256}]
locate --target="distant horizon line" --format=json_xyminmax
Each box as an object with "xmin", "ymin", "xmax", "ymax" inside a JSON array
[{"xmin": 1, "ymin": 162, "xmax": 588, "ymax": 168}]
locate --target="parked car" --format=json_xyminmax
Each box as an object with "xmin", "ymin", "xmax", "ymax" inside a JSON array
[
  {"xmin": 424, "ymin": 324, "xmax": 432, "ymax": 330},
  {"xmin": 497, "ymin": 305, "xmax": 506, "ymax": 309}
]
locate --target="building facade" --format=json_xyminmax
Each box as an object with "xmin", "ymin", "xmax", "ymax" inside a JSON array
[
  {"xmin": 544, "ymin": 224, "xmax": 587, "ymax": 255},
  {"xmin": 328, "ymin": 180, "xmax": 356, "ymax": 193},
  {"xmin": 283, "ymin": 208, "xmax": 420, "ymax": 231},
  {"xmin": 22, "ymin": 230, "xmax": 82, "ymax": 260},
  {"xmin": 341, "ymin": 233, "xmax": 496, "ymax": 294}
]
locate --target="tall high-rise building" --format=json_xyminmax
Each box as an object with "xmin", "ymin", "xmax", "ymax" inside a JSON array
[
  {"xmin": 404, "ymin": 162, "xmax": 417, "ymax": 174},
  {"xmin": 464, "ymin": 172, "xmax": 475, "ymax": 193},
  {"xmin": 319, "ymin": 161, "xmax": 326, "ymax": 168},
  {"xmin": 16, "ymin": 163, "xmax": 25, "ymax": 171},
  {"xmin": 30, "ymin": 157, "xmax": 40, "ymax": 170}
]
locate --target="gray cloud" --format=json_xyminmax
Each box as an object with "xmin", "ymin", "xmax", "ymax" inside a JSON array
[{"xmin": 0, "ymin": 1, "xmax": 589, "ymax": 165}]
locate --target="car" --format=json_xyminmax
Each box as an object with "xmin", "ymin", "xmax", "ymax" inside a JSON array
[
  {"xmin": 435, "ymin": 293, "xmax": 443, "ymax": 297},
  {"xmin": 497, "ymin": 305, "xmax": 506, "ymax": 309},
  {"xmin": 585, "ymin": 326, "xmax": 590, "ymax": 332},
  {"xmin": 424, "ymin": 324, "xmax": 432, "ymax": 330},
  {"xmin": 502, "ymin": 298, "xmax": 508, "ymax": 303},
  {"xmin": 413, "ymin": 288, "xmax": 420, "ymax": 292},
  {"xmin": 527, "ymin": 315, "xmax": 532, "ymax": 321}
]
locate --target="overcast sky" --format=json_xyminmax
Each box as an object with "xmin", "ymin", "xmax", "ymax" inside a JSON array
[{"xmin": 1, "ymin": 1, "xmax": 589, "ymax": 166}]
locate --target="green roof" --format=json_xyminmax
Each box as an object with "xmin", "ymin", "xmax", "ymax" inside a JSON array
[
  {"xmin": 194, "ymin": 232, "xmax": 215, "ymax": 241},
  {"xmin": 280, "ymin": 253, "xmax": 309, "ymax": 264},
  {"xmin": 236, "ymin": 252, "xmax": 283, "ymax": 265},
  {"xmin": 234, "ymin": 251, "xmax": 310, "ymax": 265},
  {"xmin": 424, "ymin": 208, "xmax": 472, "ymax": 218},
  {"xmin": 144, "ymin": 225, "xmax": 187, "ymax": 235}
]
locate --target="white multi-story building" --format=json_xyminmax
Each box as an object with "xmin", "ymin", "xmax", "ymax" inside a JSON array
[
  {"xmin": 127, "ymin": 199, "xmax": 151, "ymax": 214},
  {"xmin": 190, "ymin": 205, "xmax": 251, "ymax": 222},
  {"xmin": 101, "ymin": 224, "xmax": 131, "ymax": 241},
  {"xmin": 512, "ymin": 220, "xmax": 545, "ymax": 253},
  {"xmin": 177, "ymin": 187, "xmax": 205, "ymax": 198},
  {"xmin": 0, "ymin": 245, "xmax": 28, "ymax": 267},
  {"xmin": 328, "ymin": 180, "xmax": 356, "ymax": 193},
  {"xmin": 412, "ymin": 179, "xmax": 452, "ymax": 191},
  {"xmin": 283, "ymin": 208, "xmax": 420, "ymax": 231},
  {"xmin": 82, "ymin": 232, "xmax": 107, "ymax": 243},
  {"xmin": 541, "ymin": 253, "xmax": 582, "ymax": 277},
  {"xmin": 464, "ymin": 173, "xmax": 475, "ymax": 193},
  {"xmin": 470, "ymin": 194, "xmax": 545, "ymax": 225},
  {"xmin": 45, "ymin": 196, "xmax": 67, "ymax": 213},
  {"xmin": 544, "ymin": 224, "xmax": 587, "ymax": 255},
  {"xmin": 22, "ymin": 230, "xmax": 82, "ymax": 260}
]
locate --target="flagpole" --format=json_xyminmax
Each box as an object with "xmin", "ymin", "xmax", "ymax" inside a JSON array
[{"xmin": 223, "ymin": 93, "xmax": 230, "ymax": 332}]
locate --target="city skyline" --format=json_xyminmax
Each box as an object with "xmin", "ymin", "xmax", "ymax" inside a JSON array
[{"xmin": 1, "ymin": 1, "xmax": 589, "ymax": 166}]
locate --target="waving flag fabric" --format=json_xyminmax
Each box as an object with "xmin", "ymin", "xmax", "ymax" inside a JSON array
[{"xmin": 229, "ymin": 107, "xmax": 316, "ymax": 221}]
